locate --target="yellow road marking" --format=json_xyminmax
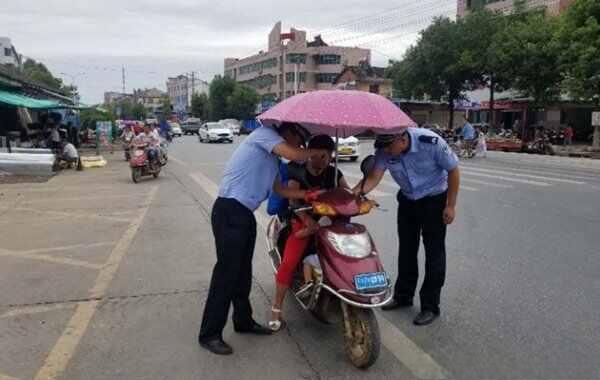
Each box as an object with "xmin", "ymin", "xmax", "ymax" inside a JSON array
[
  {"xmin": 0, "ymin": 249, "xmax": 102, "ymax": 270},
  {"xmin": 33, "ymin": 186, "xmax": 158, "ymax": 380}
]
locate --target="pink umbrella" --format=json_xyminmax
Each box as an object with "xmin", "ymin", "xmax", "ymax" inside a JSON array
[{"xmin": 258, "ymin": 90, "xmax": 417, "ymax": 138}]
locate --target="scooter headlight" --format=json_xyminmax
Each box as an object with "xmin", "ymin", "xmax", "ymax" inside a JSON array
[{"xmin": 327, "ymin": 231, "xmax": 372, "ymax": 259}]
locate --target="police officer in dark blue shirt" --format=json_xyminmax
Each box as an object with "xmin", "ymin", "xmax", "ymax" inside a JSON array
[{"xmin": 356, "ymin": 127, "xmax": 460, "ymax": 325}]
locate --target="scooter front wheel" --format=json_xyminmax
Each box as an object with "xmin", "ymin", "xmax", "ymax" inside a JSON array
[
  {"xmin": 342, "ymin": 305, "xmax": 381, "ymax": 369},
  {"xmin": 131, "ymin": 167, "xmax": 142, "ymax": 183}
]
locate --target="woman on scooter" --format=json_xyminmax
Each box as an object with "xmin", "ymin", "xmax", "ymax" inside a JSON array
[{"xmin": 269, "ymin": 134, "xmax": 351, "ymax": 331}]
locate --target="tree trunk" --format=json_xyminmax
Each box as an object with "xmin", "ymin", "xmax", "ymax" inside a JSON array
[
  {"xmin": 448, "ymin": 99, "xmax": 455, "ymax": 131},
  {"xmin": 489, "ymin": 74, "xmax": 495, "ymax": 128}
]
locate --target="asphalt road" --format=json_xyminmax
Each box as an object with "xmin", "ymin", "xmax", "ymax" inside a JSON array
[
  {"xmin": 167, "ymin": 135, "xmax": 600, "ymax": 380},
  {"xmin": 1, "ymin": 134, "xmax": 599, "ymax": 380}
]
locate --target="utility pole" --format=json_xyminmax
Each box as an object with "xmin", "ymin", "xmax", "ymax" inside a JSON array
[{"xmin": 122, "ymin": 66, "xmax": 126, "ymax": 94}]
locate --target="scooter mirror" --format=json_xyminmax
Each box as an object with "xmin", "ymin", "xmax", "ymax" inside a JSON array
[{"xmin": 360, "ymin": 155, "xmax": 376, "ymax": 178}]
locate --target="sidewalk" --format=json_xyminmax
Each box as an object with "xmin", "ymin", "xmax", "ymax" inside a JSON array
[{"xmin": 0, "ymin": 155, "xmax": 318, "ymax": 380}]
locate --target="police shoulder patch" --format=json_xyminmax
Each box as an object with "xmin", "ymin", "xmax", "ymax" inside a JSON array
[{"xmin": 418, "ymin": 135, "xmax": 438, "ymax": 144}]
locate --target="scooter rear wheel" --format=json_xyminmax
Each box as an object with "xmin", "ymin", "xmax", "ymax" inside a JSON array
[{"xmin": 343, "ymin": 306, "xmax": 381, "ymax": 369}]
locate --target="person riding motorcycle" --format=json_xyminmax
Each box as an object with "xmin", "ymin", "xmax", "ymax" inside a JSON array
[
  {"xmin": 269, "ymin": 134, "xmax": 351, "ymax": 331},
  {"xmin": 132, "ymin": 124, "xmax": 160, "ymax": 167}
]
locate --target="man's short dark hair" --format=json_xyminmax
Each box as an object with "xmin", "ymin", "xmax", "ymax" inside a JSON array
[
  {"xmin": 308, "ymin": 134, "xmax": 335, "ymax": 151},
  {"xmin": 278, "ymin": 122, "xmax": 309, "ymax": 145}
]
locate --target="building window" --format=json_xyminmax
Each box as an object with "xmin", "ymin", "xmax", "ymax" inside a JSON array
[
  {"xmin": 286, "ymin": 53, "xmax": 306, "ymax": 64},
  {"xmin": 239, "ymin": 58, "xmax": 278, "ymax": 75},
  {"xmin": 4, "ymin": 48, "xmax": 11, "ymax": 57},
  {"xmin": 369, "ymin": 85, "xmax": 380, "ymax": 94},
  {"xmin": 316, "ymin": 73, "xmax": 338, "ymax": 83},
  {"xmin": 317, "ymin": 54, "xmax": 341, "ymax": 65},
  {"xmin": 285, "ymin": 72, "xmax": 306, "ymax": 82}
]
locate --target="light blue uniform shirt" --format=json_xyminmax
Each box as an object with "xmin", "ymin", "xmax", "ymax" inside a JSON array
[
  {"xmin": 375, "ymin": 127, "xmax": 459, "ymax": 201},
  {"xmin": 219, "ymin": 126, "xmax": 284, "ymax": 211},
  {"xmin": 462, "ymin": 122, "xmax": 475, "ymax": 140}
]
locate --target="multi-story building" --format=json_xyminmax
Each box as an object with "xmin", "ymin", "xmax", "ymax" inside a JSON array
[
  {"xmin": 224, "ymin": 22, "xmax": 371, "ymax": 101},
  {"xmin": 166, "ymin": 74, "xmax": 209, "ymax": 116},
  {"xmin": 103, "ymin": 91, "xmax": 132, "ymax": 105},
  {"xmin": 0, "ymin": 37, "xmax": 22, "ymax": 67},
  {"xmin": 133, "ymin": 88, "xmax": 167, "ymax": 116},
  {"xmin": 458, "ymin": 0, "xmax": 576, "ymax": 17},
  {"xmin": 334, "ymin": 64, "xmax": 393, "ymax": 98}
]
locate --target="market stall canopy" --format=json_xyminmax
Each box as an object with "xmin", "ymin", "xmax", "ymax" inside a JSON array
[{"xmin": 0, "ymin": 89, "xmax": 71, "ymax": 109}]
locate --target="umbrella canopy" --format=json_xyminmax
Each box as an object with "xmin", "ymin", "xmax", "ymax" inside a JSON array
[{"xmin": 258, "ymin": 90, "xmax": 417, "ymax": 138}]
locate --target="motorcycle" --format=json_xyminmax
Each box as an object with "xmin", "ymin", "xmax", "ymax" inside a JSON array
[
  {"xmin": 527, "ymin": 133, "xmax": 555, "ymax": 155},
  {"xmin": 265, "ymin": 156, "xmax": 392, "ymax": 369},
  {"xmin": 129, "ymin": 144, "xmax": 166, "ymax": 183}
]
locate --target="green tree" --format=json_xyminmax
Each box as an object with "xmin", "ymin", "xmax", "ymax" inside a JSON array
[
  {"xmin": 461, "ymin": 10, "xmax": 513, "ymax": 127},
  {"xmin": 209, "ymin": 75, "xmax": 236, "ymax": 121},
  {"xmin": 22, "ymin": 58, "xmax": 63, "ymax": 90},
  {"xmin": 191, "ymin": 93, "xmax": 209, "ymax": 120},
  {"xmin": 131, "ymin": 102, "xmax": 147, "ymax": 120},
  {"xmin": 493, "ymin": 13, "xmax": 562, "ymax": 109},
  {"xmin": 160, "ymin": 97, "xmax": 172, "ymax": 120},
  {"xmin": 227, "ymin": 85, "xmax": 259, "ymax": 120},
  {"xmin": 80, "ymin": 108, "xmax": 115, "ymax": 130},
  {"xmin": 387, "ymin": 17, "xmax": 479, "ymax": 129},
  {"xmin": 558, "ymin": 0, "xmax": 600, "ymax": 103}
]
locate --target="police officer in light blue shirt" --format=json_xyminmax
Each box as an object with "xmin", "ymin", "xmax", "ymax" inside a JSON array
[
  {"xmin": 461, "ymin": 116, "xmax": 476, "ymax": 157},
  {"xmin": 356, "ymin": 127, "xmax": 460, "ymax": 326},
  {"xmin": 199, "ymin": 123, "xmax": 328, "ymax": 355}
]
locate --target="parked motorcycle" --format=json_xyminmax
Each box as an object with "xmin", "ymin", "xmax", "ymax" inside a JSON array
[
  {"xmin": 265, "ymin": 156, "xmax": 392, "ymax": 369},
  {"xmin": 527, "ymin": 133, "xmax": 555, "ymax": 155},
  {"xmin": 129, "ymin": 144, "xmax": 165, "ymax": 183}
]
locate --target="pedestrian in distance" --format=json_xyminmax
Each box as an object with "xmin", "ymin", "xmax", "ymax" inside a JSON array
[
  {"xmin": 354, "ymin": 127, "xmax": 460, "ymax": 326},
  {"xmin": 198, "ymin": 122, "xmax": 329, "ymax": 356},
  {"xmin": 564, "ymin": 124, "xmax": 574, "ymax": 146}
]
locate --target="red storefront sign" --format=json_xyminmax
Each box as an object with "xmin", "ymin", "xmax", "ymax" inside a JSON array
[{"xmin": 481, "ymin": 100, "xmax": 527, "ymax": 110}]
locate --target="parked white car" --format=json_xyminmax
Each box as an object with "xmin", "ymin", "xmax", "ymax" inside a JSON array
[
  {"xmin": 168, "ymin": 122, "xmax": 183, "ymax": 137},
  {"xmin": 219, "ymin": 119, "xmax": 241, "ymax": 135},
  {"xmin": 198, "ymin": 122, "xmax": 234, "ymax": 143},
  {"xmin": 335, "ymin": 136, "xmax": 360, "ymax": 161}
]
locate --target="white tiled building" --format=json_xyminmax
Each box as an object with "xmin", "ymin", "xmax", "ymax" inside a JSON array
[
  {"xmin": 166, "ymin": 74, "xmax": 209, "ymax": 116},
  {"xmin": 0, "ymin": 37, "xmax": 22, "ymax": 67}
]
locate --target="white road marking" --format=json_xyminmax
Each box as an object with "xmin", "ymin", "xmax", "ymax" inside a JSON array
[
  {"xmin": 0, "ymin": 248, "xmax": 103, "ymax": 270},
  {"xmin": 20, "ymin": 242, "xmax": 114, "ymax": 255},
  {"xmin": 377, "ymin": 315, "xmax": 446, "ymax": 379},
  {"xmin": 462, "ymin": 166, "xmax": 585, "ymax": 185},
  {"xmin": 0, "ymin": 373, "xmax": 20, "ymax": 380},
  {"xmin": 188, "ymin": 168, "xmax": 449, "ymax": 380},
  {"xmin": 344, "ymin": 171, "xmax": 478, "ymax": 192},
  {"xmin": 461, "ymin": 178, "xmax": 514, "ymax": 189},
  {"xmin": 34, "ymin": 186, "xmax": 158, "ymax": 380},
  {"xmin": 461, "ymin": 171, "xmax": 551, "ymax": 187},
  {"xmin": 1, "ymin": 303, "xmax": 77, "ymax": 319},
  {"xmin": 462, "ymin": 163, "xmax": 598, "ymax": 181}
]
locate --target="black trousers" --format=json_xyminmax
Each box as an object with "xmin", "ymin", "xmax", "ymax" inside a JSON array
[
  {"xmin": 395, "ymin": 191, "xmax": 447, "ymax": 313},
  {"xmin": 199, "ymin": 197, "xmax": 257, "ymax": 341}
]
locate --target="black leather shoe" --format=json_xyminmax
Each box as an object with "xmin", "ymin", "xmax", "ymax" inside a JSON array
[
  {"xmin": 413, "ymin": 310, "xmax": 440, "ymax": 326},
  {"xmin": 381, "ymin": 299, "xmax": 413, "ymax": 311},
  {"xmin": 199, "ymin": 338, "xmax": 233, "ymax": 355},
  {"xmin": 234, "ymin": 322, "xmax": 273, "ymax": 335}
]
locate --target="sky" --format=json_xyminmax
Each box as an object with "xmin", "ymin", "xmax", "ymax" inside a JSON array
[{"xmin": 1, "ymin": 0, "xmax": 456, "ymax": 104}]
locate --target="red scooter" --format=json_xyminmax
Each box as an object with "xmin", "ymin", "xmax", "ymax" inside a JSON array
[
  {"xmin": 129, "ymin": 144, "xmax": 162, "ymax": 183},
  {"xmin": 265, "ymin": 156, "xmax": 392, "ymax": 369}
]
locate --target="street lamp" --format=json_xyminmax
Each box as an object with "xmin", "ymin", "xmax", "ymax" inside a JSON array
[{"xmin": 60, "ymin": 72, "xmax": 85, "ymax": 106}]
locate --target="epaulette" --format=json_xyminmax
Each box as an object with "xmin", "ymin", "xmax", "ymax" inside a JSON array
[{"xmin": 418, "ymin": 135, "xmax": 439, "ymax": 144}]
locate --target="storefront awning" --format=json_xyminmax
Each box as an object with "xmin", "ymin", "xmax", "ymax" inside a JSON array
[{"xmin": 0, "ymin": 89, "xmax": 66, "ymax": 109}]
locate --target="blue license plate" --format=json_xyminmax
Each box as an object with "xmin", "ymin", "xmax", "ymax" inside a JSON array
[{"xmin": 354, "ymin": 272, "xmax": 388, "ymax": 292}]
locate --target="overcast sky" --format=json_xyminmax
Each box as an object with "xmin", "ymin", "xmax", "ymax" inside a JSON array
[{"xmin": 1, "ymin": 0, "xmax": 455, "ymax": 103}]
